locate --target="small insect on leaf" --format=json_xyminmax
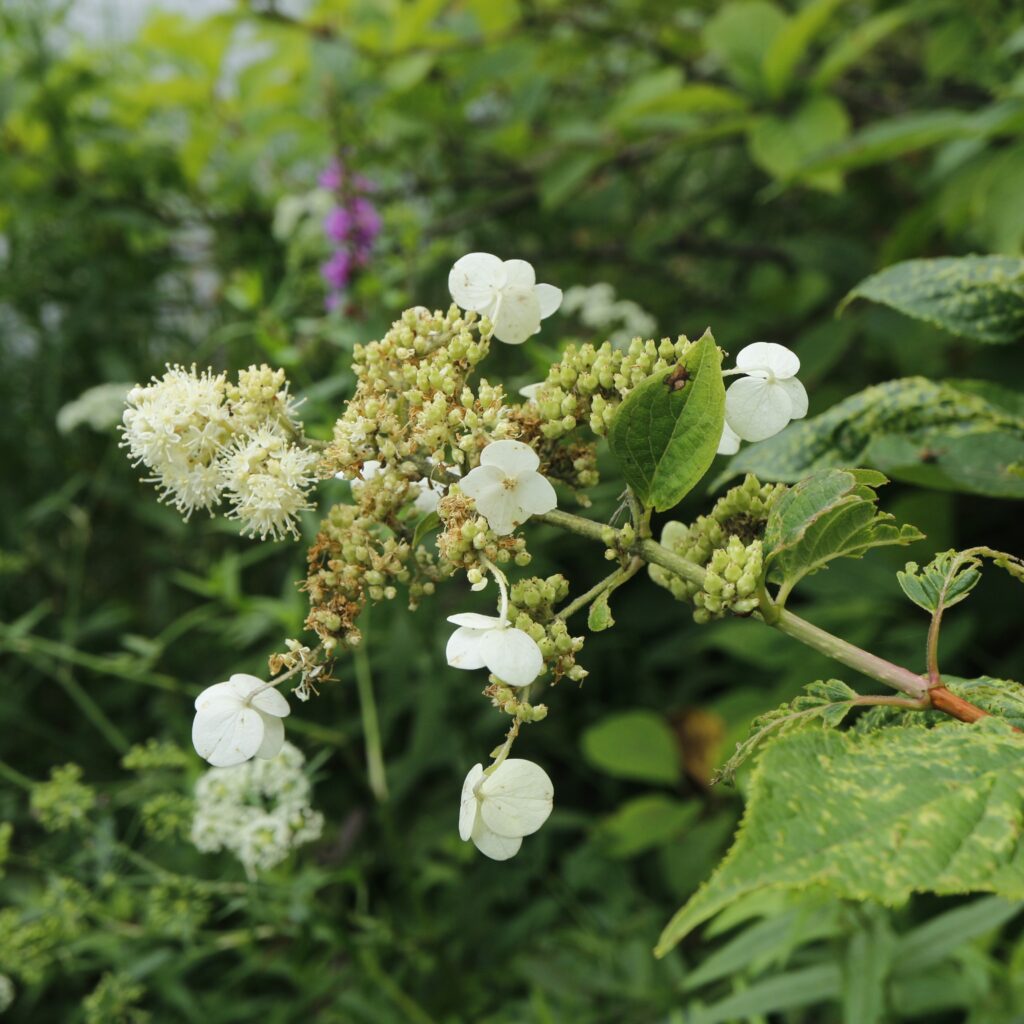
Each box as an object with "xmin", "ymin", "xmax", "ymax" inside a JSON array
[{"xmin": 665, "ymin": 365, "xmax": 691, "ymax": 392}]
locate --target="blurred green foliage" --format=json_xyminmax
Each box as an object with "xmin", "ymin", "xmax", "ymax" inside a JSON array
[{"xmin": 3, "ymin": 0, "xmax": 1024, "ymax": 1020}]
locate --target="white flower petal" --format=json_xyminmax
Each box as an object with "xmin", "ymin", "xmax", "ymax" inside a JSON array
[
  {"xmin": 717, "ymin": 421, "xmax": 741, "ymax": 455},
  {"xmin": 778, "ymin": 376, "xmax": 808, "ymax": 420},
  {"xmin": 192, "ymin": 704, "xmax": 265, "ymax": 767},
  {"xmin": 473, "ymin": 490, "xmax": 520, "ymax": 536},
  {"xmin": 471, "ymin": 817, "xmax": 523, "ymax": 860},
  {"xmin": 458, "ymin": 463, "xmax": 506, "ymax": 503},
  {"xmin": 491, "ymin": 287, "xmax": 541, "ymax": 345},
  {"xmin": 448, "ymin": 252, "xmax": 506, "ymax": 312},
  {"xmin": 502, "ymin": 258, "xmax": 537, "ymax": 289},
  {"xmin": 255, "ymin": 712, "xmax": 285, "ymax": 759},
  {"xmin": 459, "ymin": 763, "xmax": 485, "ymax": 841},
  {"xmin": 480, "ymin": 440, "xmax": 540, "ymax": 476},
  {"xmin": 735, "ymin": 342, "xmax": 800, "ymax": 380},
  {"xmin": 194, "ymin": 680, "xmax": 245, "ymax": 714},
  {"xmin": 725, "ymin": 376, "xmax": 794, "ymax": 443},
  {"xmin": 511, "ymin": 472, "xmax": 557, "ymax": 521},
  {"xmin": 447, "ymin": 612, "xmax": 505, "ymax": 629},
  {"xmin": 519, "ymin": 382, "xmax": 544, "ymax": 401},
  {"xmin": 243, "ymin": 682, "xmax": 290, "ymax": 719},
  {"xmin": 479, "ymin": 758, "xmax": 554, "ymax": 837},
  {"xmin": 446, "ymin": 626, "xmax": 490, "ymax": 670},
  {"xmin": 534, "ymin": 283, "xmax": 563, "ymax": 320},
  {"xmin": 479, "ymin": 626, "xmax": 544, "ymax": 687}
]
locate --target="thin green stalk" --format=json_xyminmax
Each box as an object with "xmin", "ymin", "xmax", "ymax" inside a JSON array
[
  {"xmin": 353, "ymin": 628, "xmax": 389, "ymax": 802},
  {"xmin": 556, "ymin": 557, "xmax": 643, "ymax": 622},
  {"xmin": 0, "ymin": 758, "xmax": 33, "ymax": 790}
]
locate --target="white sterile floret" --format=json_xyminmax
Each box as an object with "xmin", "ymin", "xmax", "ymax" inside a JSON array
[
  {"xmin": 448, "ymin": 253, "xmax": 562, "ymax": 344},
  {"xmin": 191, "ymin": 741, "xmax": 323, "ymax": 877},
  {"xmin": 459, "ymin": 759, "xmax": 554, "ymax": 860},
  {"xmin": 192, "ymin": 673, "xmax": 290, "ymax": 767},
  {"xmin": 717, "ymin": 420, "xmax": 741, "ymax": 456},
  {"xmin": 459, "ymin": 439, "xmax": 557, "ymax": 536},
  {"xmin": 220, "ymin": 425, "xmax": 319, "ymax": 541},
  {"xmin": 446, "ymin": 612, "xmax": 544, "ymax": 687},
  {"xmin": 724, "ymin": 342, "xmax": 808, "ymax": 443},
  {"xmin": 412, "ymin": 476, "xmax": 446, "ymax": 514}
]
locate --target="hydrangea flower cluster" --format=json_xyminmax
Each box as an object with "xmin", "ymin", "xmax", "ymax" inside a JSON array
[
  {"xmin": 319, "ymin": 158, "xmax": 382, "ymax": 312},
  {"xmin": 121, "ymin": 363, "xmax": 318, "ymax": 539},
  {"xmin": 190, "ymin": 742, "xmax": 323, "ymax": 878},
  {"xmin": 125, "ymin": 249, "xmax": 815, "ymax": 863}
]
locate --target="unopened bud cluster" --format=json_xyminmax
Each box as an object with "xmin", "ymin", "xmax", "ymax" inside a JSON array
[
  {"xmin": 519, "ymin": 335, "xmax": 696, "ymax": 440},
  {"xmin": 509, "ymin": 575, "xmax": 587, "ymax": 684},
  {"xmin": 694, "ymin": 537, "xmax": 763, "ymax": 622},
  {"xmin": 650, "ymin": 474, "xmax": 783, "ymax": 619},
  {"xmin": 436, "ymin": 493, "xmax": 531, "ymax": 574},
  {"xmin": 121, "ymin": 363, "xmax": 317, "ymax": 540}
]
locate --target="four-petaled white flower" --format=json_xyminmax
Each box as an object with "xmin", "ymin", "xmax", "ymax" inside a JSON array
[
  {"xmin": 192, "ymin": 674, "xmax": 290, "ymax": 768},
  {"xmin": 723, "ymin": 342, "xmax": 808, "ymax": 443},
  {"xmin": 446, "ymin": 612, "xmax": 544, "ymax": 687},
  {"xmin": 459, "ymin": 440, "xmax": 557, "ymax": 536},
  {"xmin": 459, "ymin": 758, "xmax": 554, "ymax": 860},
  {"xmin": 448, "ymin": 253, "xmax": 562, "ymax": 345}
]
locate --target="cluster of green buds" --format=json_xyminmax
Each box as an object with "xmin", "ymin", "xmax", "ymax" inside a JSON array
[
  {"xmin": 436, "ymin": 492, "xmax": 532, "ymax": 574},
  {"xmin": 509, "ymin": 575, "xmax": 587, "ymax": 684},
  {"xmin": 695, "ymin": 537, "xmax": 764, "ymax": 623},
  {"xmin": 520, "ymin": 335, "xmax": 697, "ymax": 440},
  {"xmin": 650, "ymin": 474, "xmax": 784, "ymax": 619}
]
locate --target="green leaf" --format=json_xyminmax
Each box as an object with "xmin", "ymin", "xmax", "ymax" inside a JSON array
[
  {"xmin": 796, "ymin": 110, "xmax": 973, "ymax": 174},
  {"xmin": 581, "ymin": 710, "xmax": 681, "ymax": 785},
  {"xmin": 607, "ymin": 331, "xmax": 725, "ymax": 511},
  {"xmin": 892, "ymin": 895, "xmax": 1023, "ymax": 973},
  {"xmin": 842, "ymin": 908, "xmax": 894, "ymax": 1024},
  {"xmin": 539, "ymin": 151, "xmax": 605, "ymax": 210},
  {"xmin": 714, "ymin": 678, "xmax": 859, "ymax": 784},
  {"xmin": 811, "ymin": 6, "xmax": 926, "ymax": 88},
  {"xmin": 655, "ymin": 723, "xmax": 1024, "ymax": 957},
  {"xmin": 411, "ymin": 511, "xmax": 440, "ymax": 549},
  {"xmin": 597, "ymin": 795, "xmax": 699, "ymax": 858},
  {"xmin": 687, "ymin": 965, "xmax": 841, "ymax": 1024},
  {"xmin": 898, "ymin": 547, "xmax": 1024, "ymax": 616},
  {"xmin": 748, "ymin": 95, "xmax": 850, "ymax": 190},
  {"xmin": 761, "ymin": 0, "xmax": 848, "ymax": 99},
  {"xmin": 587, "ymin": 591, "xmax": 614, "ymax": 632},
  {"xmin": 720, "ymin": 376, "xmax": 1024, "ymax": 499},
  {"xmin": 841, "ymin": 256, "xmax": 1024, "ymax": 344},
  {"xmin": 704, "ymin": 1, "xmax": 788, "ymax": 93},
  {"xmin": 944, "ymin": 677, "xmax": 1024, "ymax": 730},
  {"xmin": 763, "ymin": 469, "xmax": 923, "ymax": 599}
]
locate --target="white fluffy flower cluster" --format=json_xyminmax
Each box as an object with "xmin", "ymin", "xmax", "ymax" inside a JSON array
[
  {"xmin": 121, "ymin": 364, "xmax": 318, "ymax": 540},
  {"xmin": 460, "ymin": 758, "xmax": 553, "ymax": 860},
  {"xmin": 718, "ymin": 342, "xmax": 808, "ymax": 454},
  {"xmin": 190, "ymin": 741, "xmax": 323, "ymax": 877}
]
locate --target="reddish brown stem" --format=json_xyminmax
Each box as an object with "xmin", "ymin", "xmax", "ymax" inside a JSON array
[{"xmin": 928, "ymin": 685, "xmax": 996, "ymax": 725}]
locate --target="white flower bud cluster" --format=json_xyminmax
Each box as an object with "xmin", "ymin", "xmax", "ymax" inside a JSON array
[
  {"xmin": 190, "ymin": 742, "xmax": 322, "ymax": 877},
  {"xmin": 121, "ymin": 363, "xmax": 318, "ymax": 540}
]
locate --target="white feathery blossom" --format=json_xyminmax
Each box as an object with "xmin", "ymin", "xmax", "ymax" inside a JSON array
[
  {"xmin": 191, "ymin": 741, "xmax": 323, "ymax": 877},
  {"xmin": 459, "ymin": 758, "xmax": 554, "ymax": 860},
  {"xmin": 723, "ymin": 342, "xmax": 808, "ymax": 444},
  {"xmin": 121, "ymin": 365, "xmax": 232, "ymax": 516},
  {"xmin": 192, "ymin": 673, "xmax": 290, "ymax": 767},
  {"xmin": 122, "ymin": 363, "xmax": 319, "ymax": 538},
  {"xmin": 448, "ymin": 253, "xmax": 562, "ymax": 344},
  {"xmin": 459, "ymin": 440, "xmax": 557, "ymax": 536},
  {"xmin": 220, "ymin": 425, "xmax": 319, "ymax": 541}
]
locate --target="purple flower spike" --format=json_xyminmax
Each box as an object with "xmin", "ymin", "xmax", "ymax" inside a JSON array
[
  {"xmin": 319, "ymin": 160, "xmax": 344, "ymax": 190},
  {"xmin": 324, "ymin": 207, "xmax": 352, "ymax": 243},
  {"xmin": 352, "ymin": 197, "xmax": 382, "ymax": 242},
  {"xmin": 321, "ymin": 250, "xmax": 352, "ymax": 290}
]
